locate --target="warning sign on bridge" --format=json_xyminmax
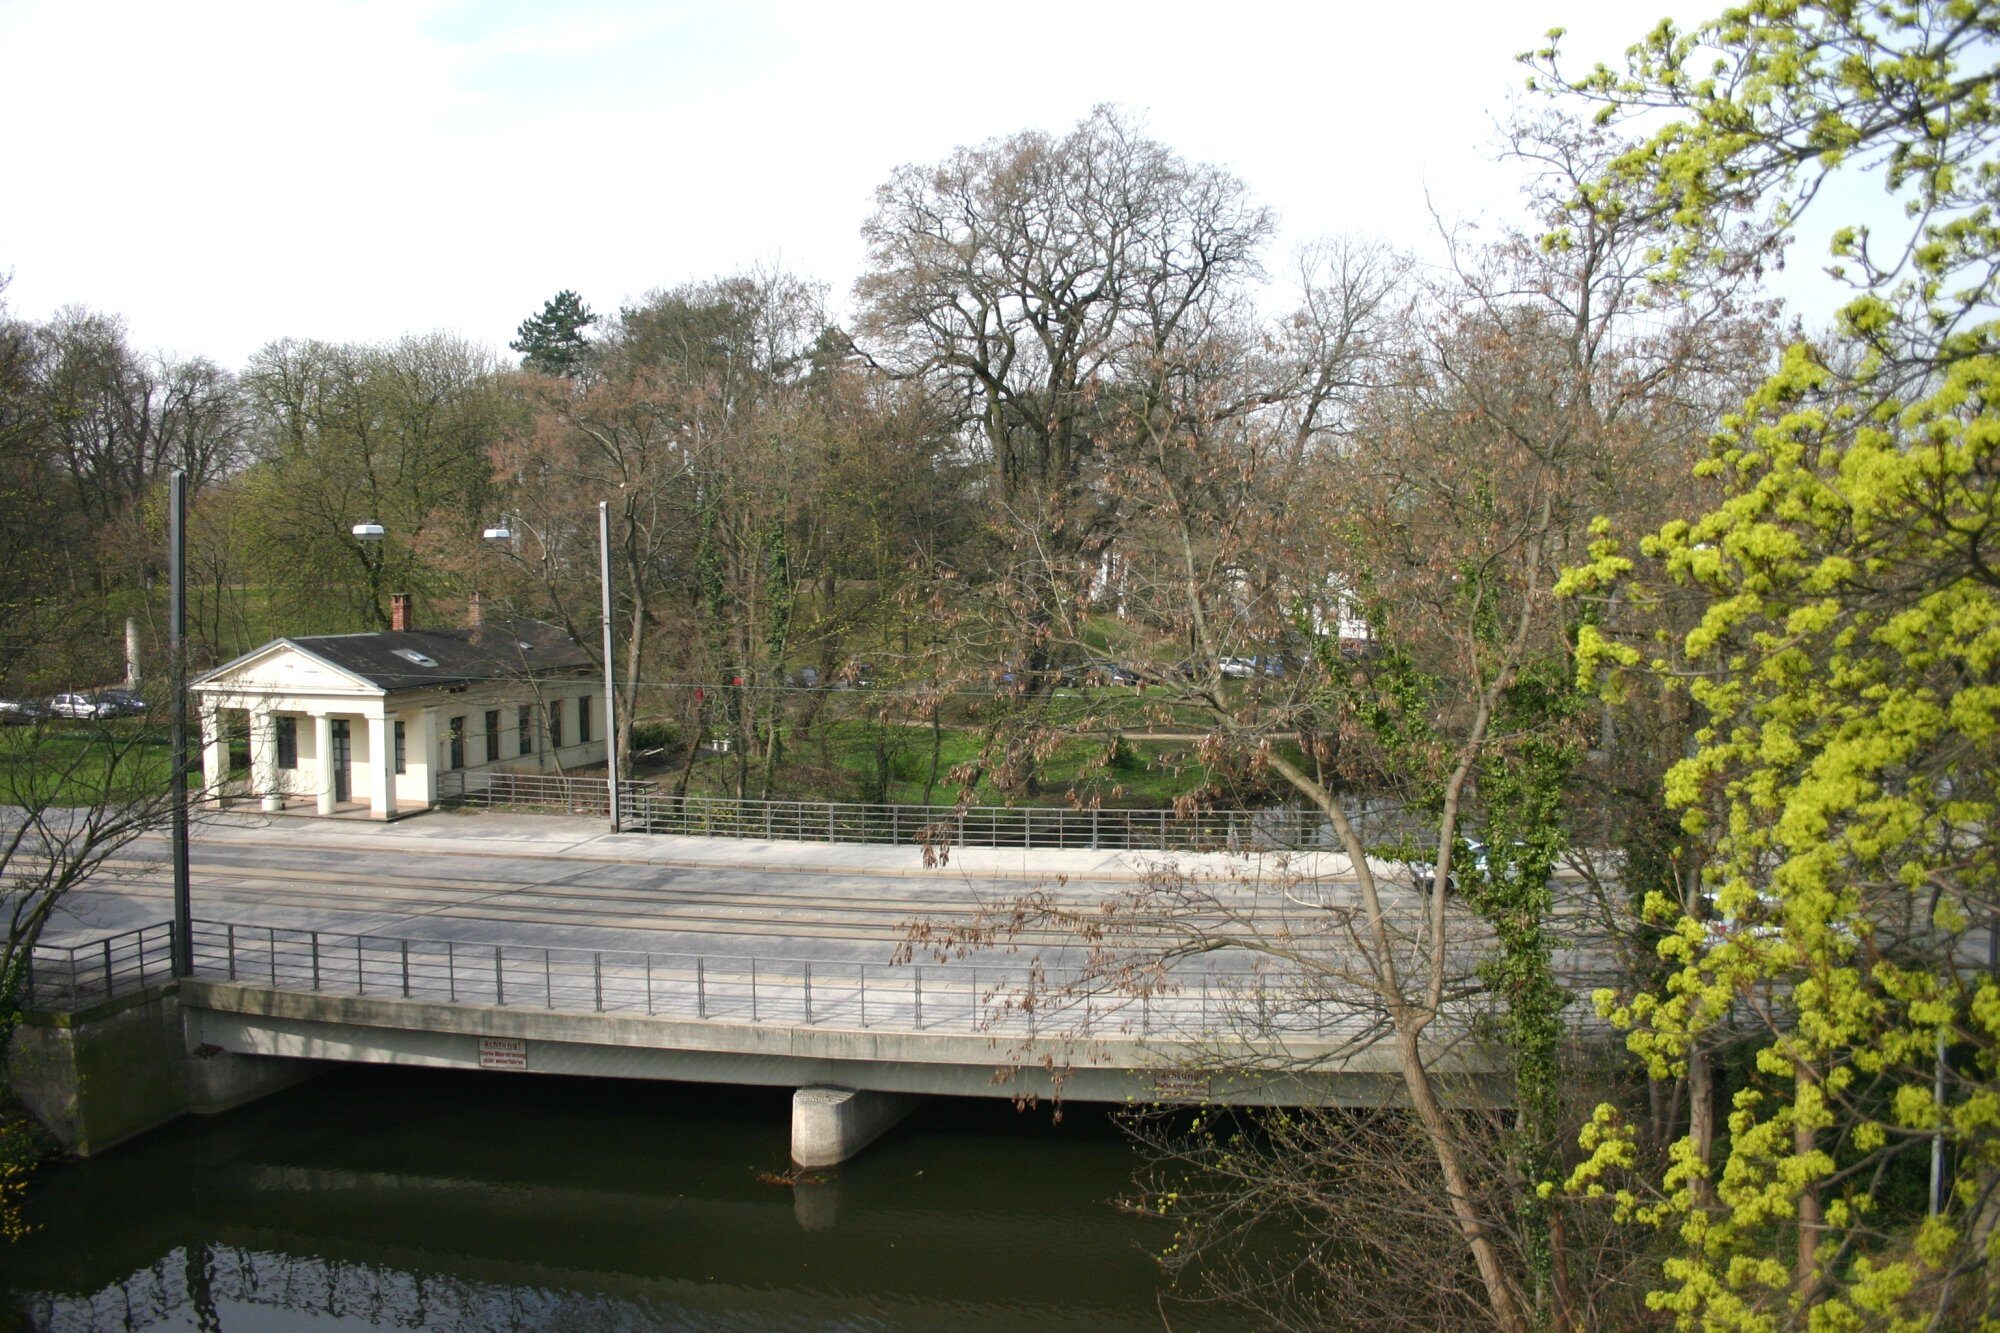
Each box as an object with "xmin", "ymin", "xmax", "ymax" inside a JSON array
[{"xmin": 478, "ymin": 1037, "xmax": 528, "ymax": 1070}]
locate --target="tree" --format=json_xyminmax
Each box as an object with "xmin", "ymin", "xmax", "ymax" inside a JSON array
[
  {"xmin": 239, "ymin": 334, "xmax": 501, "ymax": 630},
  {"xmin": 1541, "ymin": 1, "xmax": 2000, "ymax": 1322},
  {"xmin": 510, "ymin": 290, "xmax": 598, "ymax": 379},
  {"xmin": 856, "ymin": 106, "xmax": 1272, "ymax": 699},
  {"xmin": 899, "ymin": 106, "xmax": 1772, "ymax": 1330}
]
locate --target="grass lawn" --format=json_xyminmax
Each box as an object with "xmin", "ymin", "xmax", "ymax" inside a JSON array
[
  {"xmin": 647, "ymin": 713, "xmax": 1289, "ymax": 809},
  {"xmin": 0, "ymin": 724, "xmax": 193, "ymax": 806}
]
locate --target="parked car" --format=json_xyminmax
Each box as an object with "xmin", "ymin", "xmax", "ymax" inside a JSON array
[
  {"xmin": 1409, "ymin": 840, "xmax": 1551, "ymax": 895},
  {"xmin": 1216, "ymin": 656, "xmax": 1259, "ymax": 679},
  {"xmin": 1698, "ymin": 888, "xmax": 1856, "ymax": 947},
  {"xmin": 48, "ymin": 692, "xmax": 118, "ymax": 719},
  {"xmin": 1059, "ymin": 661, "xmax": 1141, "ymax": 688},
  {"xmin": 95, "ymin": 688, "xmax": 146, "ymax": 716},
  {"xmin": 0, "ymin": 698, "xmax": 47, "ymax": 724},
  {"xmin": 834, "ymin": 662, "xmax": 876, "ymax": 689}
]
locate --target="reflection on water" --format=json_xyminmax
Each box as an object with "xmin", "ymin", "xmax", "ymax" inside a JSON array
[{"xmin": 4, "ymin": 1068, "xmax": 1248, "ymax": 1331}]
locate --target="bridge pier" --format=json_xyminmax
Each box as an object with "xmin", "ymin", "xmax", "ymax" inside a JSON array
[{"xmin": 791, "ymin": 1086, "xmax": 915, "ymax": 1169}]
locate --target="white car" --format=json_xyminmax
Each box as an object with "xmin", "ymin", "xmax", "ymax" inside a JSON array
[
  {"xmin": 48, "ymin": 692, "xmax": 115, "ymax": 719},
  {"xmin": 1699, "ymin": 889, "xmax": 1857, "ymax": 946},
  {"xmin": 1217, "ymin": 656, "xmax": 1258, "ymax": 679}
]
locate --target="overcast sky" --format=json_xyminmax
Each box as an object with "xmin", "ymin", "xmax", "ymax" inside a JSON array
[{"xmin": 0, "ymin": 0, "xmax": 1844, "ymax": 368}]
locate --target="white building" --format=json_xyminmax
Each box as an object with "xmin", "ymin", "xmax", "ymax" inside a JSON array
[{"xmin": 190, "ymin": 598, "xmax": 607, "ymax": 819}]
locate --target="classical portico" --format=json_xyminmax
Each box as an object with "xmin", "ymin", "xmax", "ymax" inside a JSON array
[{"xmin": 190, "ymin": 618, "xmax": 605, "ymax": 818}]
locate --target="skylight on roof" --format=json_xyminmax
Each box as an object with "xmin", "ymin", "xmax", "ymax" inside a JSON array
[{"xmin": 393, "ymin": 648, "xmax": 439, "ymax": 667}]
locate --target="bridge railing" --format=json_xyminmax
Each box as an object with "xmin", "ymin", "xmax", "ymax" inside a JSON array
[
  {"xmin": 21, "ymin": 921, "xmax": 177, "ymax": 1011},
  {"xmin": 183, "ymin": 918, "xmax": 1425, "ymax": 1040},
  {"xmin": 439, "ymin": 772, "xmax": 1426, "ymax": 853}
]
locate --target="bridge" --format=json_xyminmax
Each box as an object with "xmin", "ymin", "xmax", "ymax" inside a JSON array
[{"xmin": 11, "ymin": 811, "xmax": 1598, "ymax": 1166}]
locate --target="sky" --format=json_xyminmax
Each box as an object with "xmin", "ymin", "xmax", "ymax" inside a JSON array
[{"xmin": 0, "ymin": 0, "xmax": 1846, "ymax": 369}]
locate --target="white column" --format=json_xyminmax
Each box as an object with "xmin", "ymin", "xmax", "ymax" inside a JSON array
[
  {"xmin": 250, "ymin": 704, "xmax": 281, "ymax": 813},
  {"xmin": 313, "ymin": 712, "xmax": 336, "ymax": 816},
  {"xmin": 367, "ymin": 712, "xmax": 397, "ymax": 820},
  {"xmin": 419, "ymin": 706, "xmax": 440, "ymax": 808},
  {"xmin": 199, "ymin": 699, "xmax": 228, "ymax": 806}
]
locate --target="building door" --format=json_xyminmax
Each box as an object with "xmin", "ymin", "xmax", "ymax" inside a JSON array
[{"xmin": 330, "ymin": 719, "xmax": 351, "ymax": 802}]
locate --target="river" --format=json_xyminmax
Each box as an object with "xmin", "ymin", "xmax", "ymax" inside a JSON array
[{"xmin": 2, "ymin": 1068, "xmax": 1256, "ymax": 1330}]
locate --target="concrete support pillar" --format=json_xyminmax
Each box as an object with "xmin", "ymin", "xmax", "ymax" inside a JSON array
[
  {"xmin": 250, "ymin": 705, "xmax": 281, "ymax": 813},
  {"xmin": 367, "ymin": 713, "xmax": 397, "ymax": 820},
  {"xmin": 791, "ymin": 1086, "xmax": 916, "ymax": 1169},
  {"xmin": 313, "ymin": 712, "xmax": 335, "ymax": 816},
  {"xmin": 199, "ymin": 699, "xmax": 228, "ymax": 806}
]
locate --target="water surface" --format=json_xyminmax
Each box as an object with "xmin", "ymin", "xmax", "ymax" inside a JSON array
[{"xmin": 4, "ymin": 1068, "xmax": 1250, "ymax": 1330}]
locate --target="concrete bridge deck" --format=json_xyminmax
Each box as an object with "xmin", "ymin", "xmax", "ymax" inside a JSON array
[{"xmin": 17, "ymin": 809, "xmax": 1612, "ymax": 1163}]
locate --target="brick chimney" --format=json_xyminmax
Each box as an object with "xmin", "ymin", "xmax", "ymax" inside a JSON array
[
  {"xmin": 390, "ymin": 593, "xmax": 412, "ymax": 632},
  {"xmin": 466, "ymin": 591, "xmax": 482, "ymax": 629}
]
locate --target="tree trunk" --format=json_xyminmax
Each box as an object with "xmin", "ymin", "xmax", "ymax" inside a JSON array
[
  {"xmin": 1395, "ymin": 1025, "xmax": 1533, "ymax": 1333},
  {"xmin": 1796, "ymin": 1067, "xmax": 1822, "ymax": 1300},
  {"xmin": 1689, "ymin": 1047, "xmax": 1717, "ymax": 1208}
]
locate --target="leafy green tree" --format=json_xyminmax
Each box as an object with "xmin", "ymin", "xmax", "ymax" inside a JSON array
[
  {"xmin": 239, "ymin": 334, "xmax": 500, "ymax": 630},
  {"xmin": 510, "ymin": 290, "xmax": 598, "ymax": 379},
  {"xmin": 1543, "ymin": 1, "xmax": 2000, "ymax": 1321}
]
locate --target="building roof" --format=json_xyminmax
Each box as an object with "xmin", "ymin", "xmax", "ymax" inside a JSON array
[{"xmin": 196, "ymin": 618, "xmax": 595, "ymax": 694}]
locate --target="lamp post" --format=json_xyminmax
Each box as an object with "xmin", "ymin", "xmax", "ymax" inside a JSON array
[
  {"xmin": 354, "ymin": 517, "xmax": 620, "ymax": 833},
  {"xmin": 169, "ymin": 470, "xmax": 192, "ymax": 977},
  {"xmin": 598, "ymin": 501, "xmax": 620, "ymax": 834}
]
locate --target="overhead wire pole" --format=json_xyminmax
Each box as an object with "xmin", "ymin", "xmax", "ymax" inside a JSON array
[
  {"xmin": 169, "ymin": 469, "xmax": 193, "ymax": 977},
  {"xmin": 599, "ymin": 500, "xmax": 620, "ymax": 833}
]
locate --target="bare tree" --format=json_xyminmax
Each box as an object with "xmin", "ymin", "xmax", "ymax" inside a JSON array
[{"xmin": 857, "ymin": 106, "xmax": 1273, "ymax": 700}]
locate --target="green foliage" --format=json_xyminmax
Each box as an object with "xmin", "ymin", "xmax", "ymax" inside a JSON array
[
  {"xmin": 1546, "ymin": 3, "xmax": 2000, "ymax": 1320},
  {"xmin": 510, "ymin": 290, "xmax": 597, "ymax": 379}
]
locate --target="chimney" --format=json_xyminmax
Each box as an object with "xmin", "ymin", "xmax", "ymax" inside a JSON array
[
  {"xmin": 467, "ymin": 591, "xmax": 482, "ymax": 629},
  {"xmin": 390, "ymin": 593, "xmax": 412, "ymax": 633}
]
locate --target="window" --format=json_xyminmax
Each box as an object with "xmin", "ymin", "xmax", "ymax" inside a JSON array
[
  {"xmin": 577, "ymin": 696, "xmax": 592, "ymax": 744},
  {"xmin": 448, "ymin": 716, "xmax": 465, "ymax": 770},
  {"xmin": 518, "ymin": 705, "xmax": 533, "ymax": 755},
  {"xmin": 393, "ymin": 720, "xmax": 405, "ymax": 774},
  {"xmin": 484, "ymin": 710, "xmax": 500, "ymax": 764},
  {"xmin": 275, "ymin": 716, "xmax": 297, "ymax": 770},
  {"xmin": 548, "ymin": 699, "xmax": 564, "ymax": 749}
]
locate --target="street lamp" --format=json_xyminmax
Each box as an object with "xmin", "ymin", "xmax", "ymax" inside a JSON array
[
  {"xmin": 596, "ymin": 502, "xmax": 620, "ymax": 834},
  {"xmin": 169, "ymin": 471, "xmax": 192, "ymax": 977},
  {"xmin": 351, "ymin": 515, "xmax": 619, "ymax": 833}
]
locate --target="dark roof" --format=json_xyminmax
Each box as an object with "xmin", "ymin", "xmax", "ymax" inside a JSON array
[{"xmin": 287, "ymin": 618, "xmax": 595, "ymax": 692}]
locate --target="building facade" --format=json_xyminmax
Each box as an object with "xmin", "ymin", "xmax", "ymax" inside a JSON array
[{"xmin": 190, "ymin": 611, "xmax": 606, "ymax": 819}]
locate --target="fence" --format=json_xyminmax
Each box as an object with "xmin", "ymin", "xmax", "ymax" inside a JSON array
[
  {"xmin": 439, "ymin": 771, "xmax": 1425, "ymax": 853},
  {"xmin": 180, "ymin": 918, "xmax": 1391, "ymax": 1041},
  {"xmin": 20, "ymin": 921, "xmax": 177, "ymax": 1011},
  {"xmin": 435, "ymin": 769, "xmax": 637, "ymax": 817}
]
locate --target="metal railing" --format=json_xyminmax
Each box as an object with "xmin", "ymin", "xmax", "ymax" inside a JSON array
[
  {"xmin": 439, "ymin": 771, "xmax": 1425, "ymax": 853},
  {"xmin": 436, "ymin": 769, "xmax": 647, "ymax": 817},
  {"xmin": 182, "ymin": 918, "xmax": 1410, "ymax": 1041},
  {"xmin": 21, "ymin": 921, "xmax": 177, "ymax": 1011}
]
